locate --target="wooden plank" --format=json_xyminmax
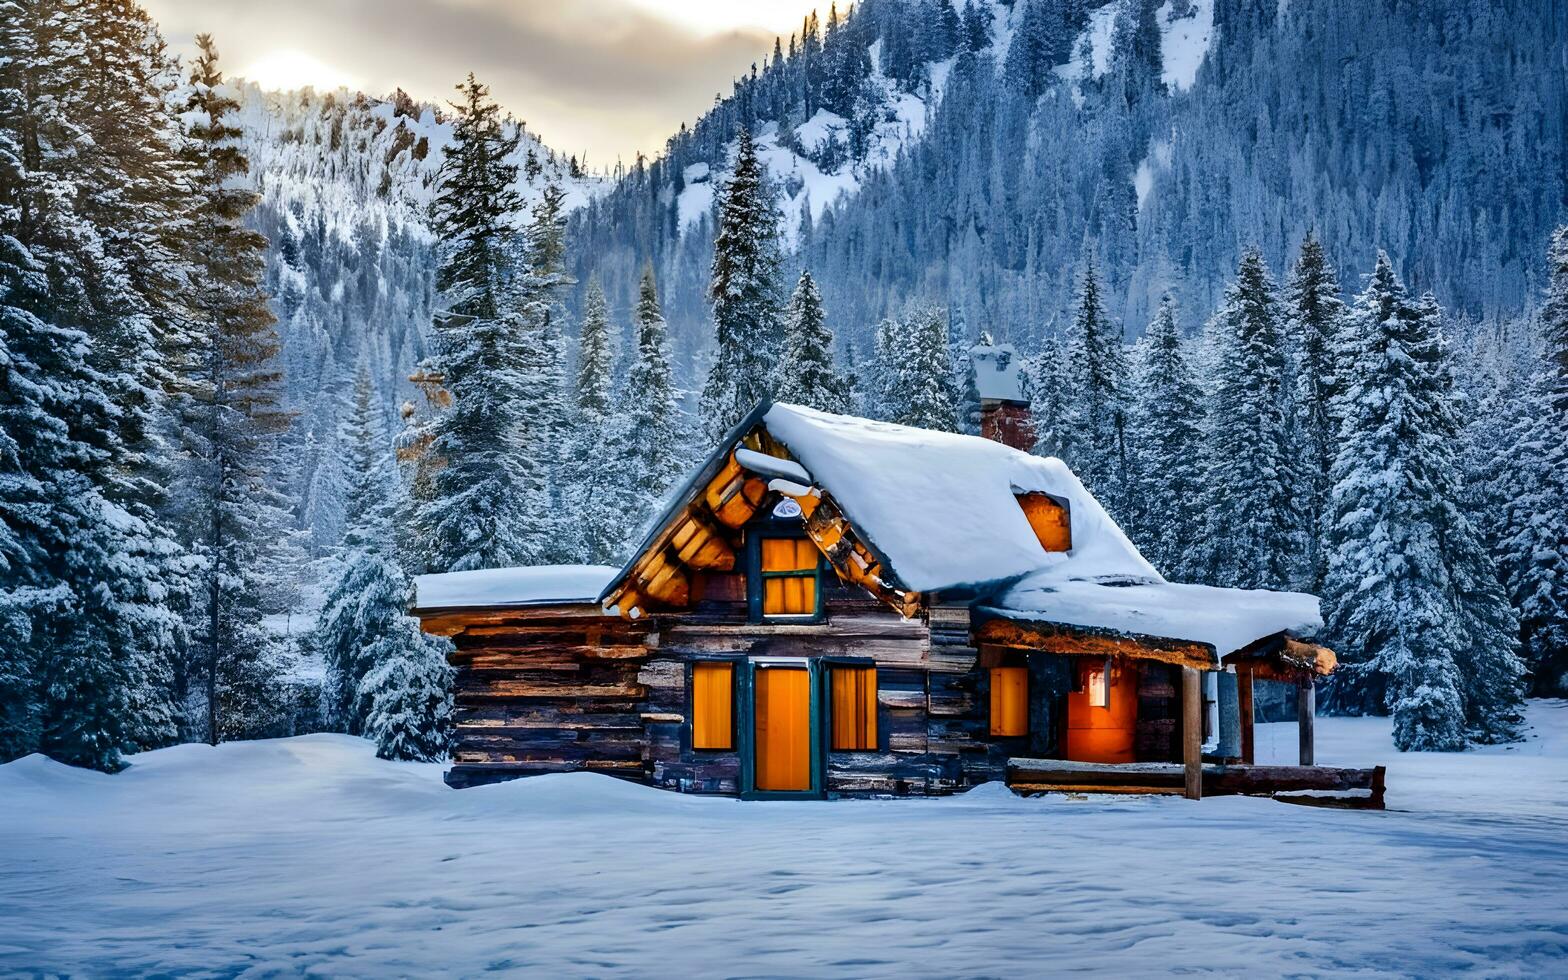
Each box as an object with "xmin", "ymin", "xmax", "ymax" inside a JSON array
[
  {"xmin": 1182, "ymin": 666, "xmax": 1202, "ymax": 800},
  {"xmin": 975, "ymin": 616, "xmax": 1216, "ymax": 671},
  {"xmin": 1005, "ymin": 760, "xmax": 1386, "ymax": 805},
  {"xmin": 1298, "ymin": 680, "xmax": 1316, "ymax": 766},
  {"xmin": 1238, "ymin": 668, "xmax": 1255, "ymax": 765},
  {"xmin": 1012, "ymin": 783, "xmax": 1183, "ymax": 796}
]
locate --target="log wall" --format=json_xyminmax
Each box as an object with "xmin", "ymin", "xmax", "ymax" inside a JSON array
[
  {"xmin": 427, "ymin": 606, "xmax": 656, "ymax": 789},
  {"xmin": 424, "ymin": 590, "xmax": 1192, "ymax": 797}
]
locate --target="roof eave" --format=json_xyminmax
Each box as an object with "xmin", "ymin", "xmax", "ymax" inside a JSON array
[{"xmin": 596, "ymin": 398, "xmax": 775, "ymax": 606}]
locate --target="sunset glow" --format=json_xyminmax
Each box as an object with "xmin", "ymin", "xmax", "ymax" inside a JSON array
[{"xmin": 240, "ymin": 48, "xmax": 361, "ymax": 93}]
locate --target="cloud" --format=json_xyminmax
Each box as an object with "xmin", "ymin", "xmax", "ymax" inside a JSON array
[{"xmin": 142, "ymin": 0, "xmax": 807, "ymax": 164}]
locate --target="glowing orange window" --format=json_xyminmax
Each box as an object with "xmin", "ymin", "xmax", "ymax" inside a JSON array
[
  {"xmin": 1016, "ymin": 493, "xmax": 1071, "ymax": 551},
  {"xmin": 989, "ymin": 666, "xmax": 1029, "ymax": 736},
  {"xmin": 760, "ymin": 538, "xmax": 819, "ymax": 617},
  {"xmin": 692, "ymin": 662, "xmax": 734, "ymax": 750},
  {"xmin": 830, "ymin": 665, "xmax": 878, "ymax": 750}
]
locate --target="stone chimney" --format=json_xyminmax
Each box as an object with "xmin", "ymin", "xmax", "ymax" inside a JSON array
[
  {"xmin": 970, "ymin": 341, "xmax": 1035, "ymax": 452},
  {"xmin": 981, "ymin": 400, "xmax": 1035, "ymax": 452}
]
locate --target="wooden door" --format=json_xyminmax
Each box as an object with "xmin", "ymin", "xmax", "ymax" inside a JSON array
[
  {"xmin": 754, "ymin": 666, "xmax": 812, "ymax": 791},
  {"xmin": 1065, "ymin": 658, "xmax": 1138, "ymax": 763}
]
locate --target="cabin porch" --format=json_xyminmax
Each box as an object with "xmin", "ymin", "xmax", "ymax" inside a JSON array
[{"xmin": 974, "ymin": 609, "xmax": 1378, "ymax": 804}]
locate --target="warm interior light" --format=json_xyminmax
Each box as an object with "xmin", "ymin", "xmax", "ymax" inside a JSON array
[{"xmin": 1087, "ymin": 661, "xmax": 1109, "ymax": 708}]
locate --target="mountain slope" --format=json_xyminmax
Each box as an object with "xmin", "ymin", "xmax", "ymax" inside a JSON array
[
  {"xmin": 235, "ymin": 83, "xmax": 603, "ymax": 556},
  {"xmin": 570, "ymin": 0, "xmax": 1567, "ymax": 365}
]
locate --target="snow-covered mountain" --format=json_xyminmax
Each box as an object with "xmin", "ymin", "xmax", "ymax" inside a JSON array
[
  {"xmin": 571, "ymin": 0, "xmax": 1566, "ymax": 362},
  {"xmin": 231, "ymin": 0, "xmax": 1565, "ymax": 561},
  {"xmin": 233, "ymin": 83, "xmax": 604, "ymax": 557}
]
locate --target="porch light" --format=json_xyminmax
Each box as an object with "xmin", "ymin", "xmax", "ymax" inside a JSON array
[{"xmin": 1087, "ymin": 658, "xmax": 1112, "ymax": 708}]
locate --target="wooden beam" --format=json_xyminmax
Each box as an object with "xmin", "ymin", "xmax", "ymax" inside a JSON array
[
  {"xmin": 975, "ymin": 616, "xmax": 1216, "ymax": 671},
  {"xmin": 1182, "ymin": 666, "xmax": 1202, "ymax": 800},
  {"xmin": 1237, "ymin": 668, "xmax": 1255, "ymax": 765},
  {"xmin": 1298, "ymin": 680, "xmax": 1315, "ymax": 766}
]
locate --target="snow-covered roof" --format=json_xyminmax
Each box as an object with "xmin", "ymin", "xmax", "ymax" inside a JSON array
[
  {"xmin": 594, "ymin": 400, "xmax": 1319, "ymax": 657},
  {"xmin": 988, "ymin": 570, "xmax": 1322, "ymax": 658},
  {"xmin": 763, "ymin": 404, "xmax": 1156, "ymax": 595},
  {"xmin": 969, "ymin": 342, "xmax": 1027, "ymax": 403},
  {"xmin": 412, "ymin": 565, "xmax": 618, "ymax": 611}
]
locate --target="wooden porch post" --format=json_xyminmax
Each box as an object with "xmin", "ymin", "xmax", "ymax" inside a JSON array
[
  {"xmin": 1182, "ymin": 666, "xmax": 1202, "ymax": 800},
  {"xmin": 1237, "ymin": 668, "xmax": 1255, "ymax": 765},
  {"xmin": 1298, "ymin": 680, "xmax": 1315, "ymax": 767}
]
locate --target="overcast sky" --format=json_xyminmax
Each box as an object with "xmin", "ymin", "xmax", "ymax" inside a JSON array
[{"xmin": 141, "ymin": 0, "xmax": 823, "ymax": 166}]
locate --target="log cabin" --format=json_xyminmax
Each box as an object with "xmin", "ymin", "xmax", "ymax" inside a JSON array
[{"xmin": 412, "ymin": 399, "xmax": 1383, "ymax": 806}]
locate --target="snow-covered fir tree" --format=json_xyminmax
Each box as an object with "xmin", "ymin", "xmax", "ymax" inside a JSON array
[
  {"xmin": 1024, "ymin": 334, "xmax": 1070, "ymax": 461},
  {"xmin": 315, "ymin": 374, "xmax": 398, "ymax": 730},
  {"xmin": 1200, "ymin": 248, "xmax": 1302, "ymax": 590},
  {"xmin": 1126, "ymin": 297, "xmax": 1205, "ymax": 579},
  {"xmin": 1284, "ymin": 231, "xmax": 1349, "ymax": 592},
  {"xmin": 315, "ymin": 374, "xmax": 454, "ymax": 757},
  {"xmin": 618, "ymin": 264, "xmax": 687, "ymax": 542},
  {"xmin": 358, "ymin": 627, "xmax": 455, "ymax": 762},
  {"xmin": 170, "ymin": 35, "xmax": 296, "ymax": 744},
  {"xmin": 1062, "ymin": 260, "xmax": 1131, "ymax": 514},
  {"xmin": 955, "ymin": 327, "xmax": 984, "ymax": 437},
  {"xmin": 574, "ymin": 277, "xmax": 614, "ymax": 418},
  {"xmin": 418, "ymin": 76, "xmax": 549, "ymax": 573},
  {"xmin": 775, "ymin": 269, "xmax": 847, "ymax": 413},
  {"xmin": 864, "ymin": 316, "xmax": 905, "ymax": 420},
  {"xmin": 1495, "ymin": 227, "xmax": 1568, "ymax": 696},
  {"xmin": 520, "ymin": 183, "xmax": 577, "ymax": 563},
  {"xmin": 700, "ymin": 127, "xmax": 783, "ymax": 439},
  {"xmin": 559, "ymin": 275, "xmax": 625, "ymax": 564},
  {"xmin": 894, "ymin": 304, "xmax": 959, "ymax": 431},
  {"xmin": 1323, "ymin": 254, "xmax": 1525, "ymax": 749},
  {"xmin": 1546, "ymin": 225, "xmax": 1568, "ymax": 409},
  {"xmin": 1491, "ymin": 371, "xmax": 1568, "ymax": 698},
  {"xmin": 0, "ymin": 0, "xmax": 197, "ymax": 766}
]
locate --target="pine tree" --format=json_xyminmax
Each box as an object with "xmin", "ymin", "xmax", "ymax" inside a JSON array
[
  {"xmin": 1323, "ymin": 254, "xmax": 1477, "ymax": 749},
  {"xmin": 1127, "ymin": 297, "xmax": 1205, "ymax": 579},
  {"xmin": 316, "ymin": 372, "xmax": 454, "ymax": 760},
  {"xmin": 1063, "ymin": 260, "xmax": 1131, "ymax": 513},
  {"xmin": 173, "ymin": 35, "xmax": 294, "ymax": 744},
  {"xmin": 1497, "ymin": 228, "xmax": 1568, "ymax": 695},
  {"xmin": 315, "ymin": 373, "xmax": 398, "ymax": 730},
  {"xmin": 560, "ymin": 275, "xmax": 623, "ymax": 564},
  {"xmin": 358, "ymin": 627, "xmax": 455, "ymax": 762},
  {"xmin": 1111, "ymin": 0, "xmax": 1165, "ymax": 100},
  {"xmin": 776, "ymin": 269, "xmax": 847, "ymax": 413},
  {"xmin": 518, "ymin": 183, "xmax": 576, "ymax": 563},
  {"xmin": 621, "ymin": 264, "xmax": 687, "ymax": 533},
  {"xmin": 1284, "ymin": 232, "xmax": 1349, "ymax": 592},
  {"xmin": 1545, "ymin": 225, "xmax": 1568, "ymax": 409},
  {"xmin": 895, "ymin": 304, "xmax": 959, "ymax": 431},
  {"xmin": 865, "ymin": 316, "xmax": 906, "ymax": 420},
  {"xmin": 0, "ymin": 2, "xmax": 186, "ymax": 767},
  {"xmin": 961, "ymin": 0, "xmax": 992, "ymax": 52},
  {"xmin": 418, "ymin": 75, "xmax": 547, "ymax": 572},
  {"xmin": 575, "ymin": 277, "xmax": 614, "ymax": 418},
  {"xmin": 1200, "ymin": 248, "xmax": 1302, "ymax": 590},
  {"xmin": 1025, "ymin": 334, "xmax": 1071, "ymax": 460},
  {"xmin": 700, "ymin": 128, "xmax": 783, "ymax": 439}
]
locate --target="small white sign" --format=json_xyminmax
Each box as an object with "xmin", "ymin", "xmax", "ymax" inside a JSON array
[{"xmin": 772, "ymin": 498, "xmax": 803, "ymax": 519}]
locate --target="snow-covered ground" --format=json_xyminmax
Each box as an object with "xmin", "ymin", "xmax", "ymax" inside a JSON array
[{"xmin": 3, "ymin": 705, "xmax": 1565, "ymax": 976}]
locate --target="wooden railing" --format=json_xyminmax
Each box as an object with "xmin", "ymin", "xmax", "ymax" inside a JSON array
[{"xmin": 1007, "ymin": 759, "xmax": 1387, "ymax": 809}]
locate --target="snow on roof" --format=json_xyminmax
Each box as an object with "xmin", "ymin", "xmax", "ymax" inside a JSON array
[
  {"xmin": 412, "ymin": 565, "xmax": 618, "ymax": 611},
  {"xmin": 734, "ymin": 446, "xmax": 812, "ymax": 484},
  {"xmin": 970, "ymin": 342, "xmax": 1027, "ymax": 403},
  {"xmin": 990, "ymin": 570, "xmax": 1322, "ymax": 657},
  {"xmin": 762, "ymin": 403, "xmax": 1157, "ymax": 595}
]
